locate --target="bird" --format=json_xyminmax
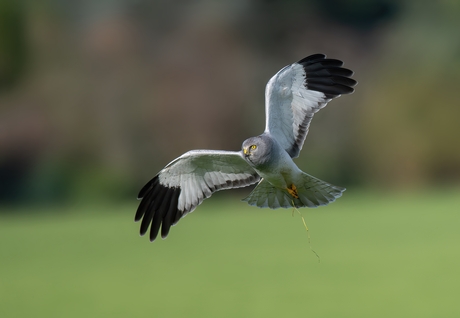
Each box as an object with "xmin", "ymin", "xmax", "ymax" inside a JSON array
[{"xmin": 135, "ymin": 53, "xmax": 357, "ymax": 241}]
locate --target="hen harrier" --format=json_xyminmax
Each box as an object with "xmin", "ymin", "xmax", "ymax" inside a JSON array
[{"xmin": 135, "ymin": 54, "xmax": 357, "ymax": 241}]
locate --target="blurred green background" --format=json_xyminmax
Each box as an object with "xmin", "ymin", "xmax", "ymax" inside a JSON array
[{"xmin": 1, "ymin": 0, "xmax": 459, "ymax": 317}]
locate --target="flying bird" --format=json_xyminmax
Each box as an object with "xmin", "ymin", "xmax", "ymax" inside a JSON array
[{"xmin": 135, "ymin": 54, "xmax": 357, "ymax": 241}]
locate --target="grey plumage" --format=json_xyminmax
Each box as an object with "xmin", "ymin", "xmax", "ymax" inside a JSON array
[{"xmin": 136, "ymin": 54, "xmax": 357, "ymax": 241}]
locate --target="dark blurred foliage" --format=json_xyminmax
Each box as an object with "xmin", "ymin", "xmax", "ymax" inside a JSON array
[
  {"xmin": 313, "ymin": 0, "xmax": 399, "ymax": 30},
  {"xmin": 0, "ymin": 0, "xmax": 27, "ymax": 89},
  {"xmin": 0, "ymin": 0, "xmax": 459, "ymax": 206}
]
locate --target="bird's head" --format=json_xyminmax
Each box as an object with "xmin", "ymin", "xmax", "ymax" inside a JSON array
[{"xmin": 242, "ymin": 135, "xmax": 272, "ymax": 167}]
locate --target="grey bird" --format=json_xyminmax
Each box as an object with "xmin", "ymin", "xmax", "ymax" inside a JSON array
[{"xmin": 135, "ymin": 54, "xmax": 357, "ymax": 241}]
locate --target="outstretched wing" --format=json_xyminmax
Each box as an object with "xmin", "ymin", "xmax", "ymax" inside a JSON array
[
  {"xmin": 264, "ymin": 54, "xmax": 357, "ymax": 158},
  {"xmin": 135, "ymin": 150, "xmax": 260, "ymax": 241}
]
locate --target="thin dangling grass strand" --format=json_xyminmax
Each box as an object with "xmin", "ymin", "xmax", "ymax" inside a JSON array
[{"xmin": 291, "ymin": 200, "xmax": 320, "ymax": 262}]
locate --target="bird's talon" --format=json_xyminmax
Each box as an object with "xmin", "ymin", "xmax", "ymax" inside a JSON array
[{"xmin": 287, "ymin": 184, "xmax": 299, "ymax": 199}]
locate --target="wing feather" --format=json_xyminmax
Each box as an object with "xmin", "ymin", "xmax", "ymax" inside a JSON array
[
  {"xmin": 160, "ymin": 189, "xmax": 180, "ymax": 238},
  {"xmin": 264, "ymin": 54, "xmax": 357, "ymax": 158},
  {"xmin": 135, "ymin": 150, "xmax": 260, "ymax": 241}
]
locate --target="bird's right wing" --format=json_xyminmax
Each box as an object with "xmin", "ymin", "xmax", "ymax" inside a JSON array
[
  {"xmin": 264, "ymin": 54, "xmax": 357, "ymax": 158},
  {"xmin": 135, "ymin": 150, "xmax": 260, "ymax": 241}
]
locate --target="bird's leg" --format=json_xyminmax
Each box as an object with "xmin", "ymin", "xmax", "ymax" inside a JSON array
[{"xmin": 286, "ymin": 184, "xmax": 299, "ymax": 199}]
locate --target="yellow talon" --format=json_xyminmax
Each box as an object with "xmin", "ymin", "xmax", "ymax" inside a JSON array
[{"xmin": 287, "ymin": 184, "xmax": 299, "ymax": 199}]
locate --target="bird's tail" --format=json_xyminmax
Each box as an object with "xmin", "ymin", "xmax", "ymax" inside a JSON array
[{"xmin": 242, "ymin": 173, "xmax": 345, "ymax": 209}]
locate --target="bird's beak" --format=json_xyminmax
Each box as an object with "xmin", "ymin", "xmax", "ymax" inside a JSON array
[{"xmin": 243, "ymin": 147, "xmax": 249, "ymax": 155}]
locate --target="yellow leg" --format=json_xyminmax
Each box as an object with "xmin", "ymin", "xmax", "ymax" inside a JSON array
[{"xmin": 286, "ymin": 184, "xmax": 299, "ymax": 199}]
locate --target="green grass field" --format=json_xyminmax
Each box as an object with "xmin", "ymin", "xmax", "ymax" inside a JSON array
[{"xmin": 1, "ymin": 188, "xmax": 460, "ymax": 318}]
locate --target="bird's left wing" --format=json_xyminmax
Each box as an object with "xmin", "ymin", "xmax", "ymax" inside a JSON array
[
  {"xmin": 264, "ymin": 54, "xmax": 357, "ymax": 158},
  {"xmin": 135, "ymin": 150, "xmax": 260, "ymax": 241}
]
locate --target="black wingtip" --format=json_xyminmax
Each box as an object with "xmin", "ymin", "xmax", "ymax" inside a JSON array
[
  {"xmin": 297, "ymin": 54, "xmax": 357, "ymax": 99},
  {"xmin": 135, "ymin": 176, "xmax": 182, "ymax": 242}
]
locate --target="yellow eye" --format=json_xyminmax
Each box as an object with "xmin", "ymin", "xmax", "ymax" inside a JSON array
[{"xmin": 250, "ymin": 145, "xmax": 257, "ymax": 150}]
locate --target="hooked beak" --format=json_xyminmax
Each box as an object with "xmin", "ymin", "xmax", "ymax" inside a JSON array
[{"xmin": 243, "ymin": 147, "xmax": 249, "ymax": 156}]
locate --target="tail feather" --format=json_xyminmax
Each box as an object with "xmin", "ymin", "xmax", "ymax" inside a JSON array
[{"xmin": 242, "ymin": 174, "xmax": 345, "ymax": 209}]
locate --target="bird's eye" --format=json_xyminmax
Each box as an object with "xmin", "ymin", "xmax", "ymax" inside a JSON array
[{"xmin": 251, "ymin": 145, "xmax": 257, "ymax": 150}]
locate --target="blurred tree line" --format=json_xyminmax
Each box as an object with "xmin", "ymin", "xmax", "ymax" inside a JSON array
[{"xmin": 0, "ymin": 0, "xmax": 459, "ymax": 205}]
